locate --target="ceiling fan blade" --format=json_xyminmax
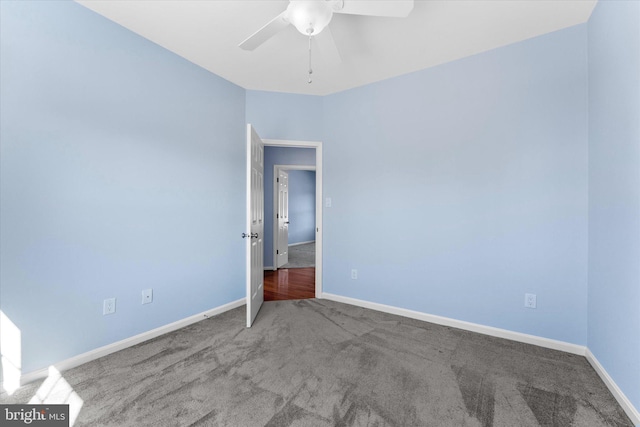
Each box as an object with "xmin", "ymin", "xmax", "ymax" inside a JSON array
[
  {"xmin": 239, "ymin": 11, "xmax": 290, "ymax": 51},
  {"xmin": 315, "ymin": 27, "xmax": 342, "ymax": 66},
  {"xmin": 332, "ymin": 0, "xmax": 414, "ymax": 18}
]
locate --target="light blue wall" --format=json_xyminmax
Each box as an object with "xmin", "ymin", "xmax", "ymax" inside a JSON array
[
  {"xmin": 246, "ymin": 90, "xmax": 323, "ymax": 142},
  {"xmin": 323, "ymin": 25, "xmax": 589, "ymax": 344},
  {"xmin": 262, "ymin": 148, "xmax": 316, "ymax": 267},
  {"xmin": 0, "ymin": 1, "xmax": 246, "ymax": 374},
  {"xmin": 587, "ymin": 0, "xmax": 640, "ymax": 412},
  {"xmin": 288, "ymin": 171, "xmax": 316, "ymax": 245}
]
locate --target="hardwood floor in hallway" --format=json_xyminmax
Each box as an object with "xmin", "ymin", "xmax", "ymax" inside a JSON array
[{"xmin": 264, "ymin": 267, "xmax": 315, "ymax": 301}]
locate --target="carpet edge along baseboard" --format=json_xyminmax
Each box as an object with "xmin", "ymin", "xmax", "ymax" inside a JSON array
[
  {"xmin": 320, "ymin": 292, "xmax": 640, "ymax": 426},
  {"xmin": 17, "ymin": 298, "xmax": 246, "ymax": 387}
]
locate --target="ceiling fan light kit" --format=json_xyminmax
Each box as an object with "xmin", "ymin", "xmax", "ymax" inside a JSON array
[
  {"xmin": 287, "ymin": 0, "xmax": 333, "ymax": 35},
  {"xmin": 239, "ymin": 0, "xmax": 414, "ymax": 83}
]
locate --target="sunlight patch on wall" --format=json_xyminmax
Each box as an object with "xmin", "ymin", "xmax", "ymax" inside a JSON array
[
  {"xmin": 29, "ymin": 366, "xmax": 84, "ymax": 426},
  {"xmin": 0, "ymin": 310, "xmax": 21, "ymax": 395}
]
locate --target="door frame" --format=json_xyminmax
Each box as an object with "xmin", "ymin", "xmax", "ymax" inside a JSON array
[
  {"xmin": 273, "ymin": 164, "xmax": 316, "ymax": 271},
  {"xmin": 264, "ymin": 139, "xmax": 323, "ymax": 298}
]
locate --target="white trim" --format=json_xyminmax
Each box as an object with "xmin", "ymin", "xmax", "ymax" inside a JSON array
[
  {"xmin": 263, "ymin": 266, "xmax": 274, "ymax": 271},
  {"xmin": 17, "ymin": 298, "xmax": 245, "ymax": 387},
  {"xmin": 320, "ymin": 293, "xmax": 586, "ymax": 355},
  {"xmin": 289, "ymin": 240, "xmax": 315, "ymax": 247},
  {"xmin": 263, "ymin": 139, "xmax": 321, "ymax": 148},
  {"xmin": 263, "ymin": 139, "xmax": 323, "ymax": 298},
  {"xmin": 275, "ymin": 165, "xmax": 317, "ymax": 171},
  {"xmin": 585, "ymin": 348, "xmax": 640, "ymax": 425},
  {"xmin": 315, "ymin": 144, "xmax": 323, "ymax": 298}
]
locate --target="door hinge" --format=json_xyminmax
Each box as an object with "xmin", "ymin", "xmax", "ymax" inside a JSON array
[
  {"xmin": 277, "ymin": 250, "xmax": 279, "ymax": 254},
  {"xmin": 277, "ymin": 178, "xmax": 279, "ymax": 183},
  {"xmin": 276, "ymin": 213, "xmax": 279, "ymax": 219}
]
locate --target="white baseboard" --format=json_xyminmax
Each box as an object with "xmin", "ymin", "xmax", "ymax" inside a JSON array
[
  {"xmin": 585, "ymin": 348, "xmax": 640, "ymax": 425},
  {"xmin": 320, "ymin": 293, "xmax": 585, "ymax": 355},
  {"xmin": 289, "ymin": 240, "xmax": 315, "ymax": 247},
  {"xmin": 264, "ymin": 266, "xmax": 274, "ymax": 271},
  {"xmin": 17, "ymin": 298, "xmax": 246, "ymax": 387},
  {"xmin": 320, "ymin": 293, "xmax": 640, "ymax": 425}
]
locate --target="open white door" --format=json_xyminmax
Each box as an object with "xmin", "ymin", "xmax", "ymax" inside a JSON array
[
  {"xmin": 276, "ymin": 170, "xmax": 289, "ymax": 268},
  {"xmin": 246, "ymin": 124, "xmax": 264, "ymax": 327}
]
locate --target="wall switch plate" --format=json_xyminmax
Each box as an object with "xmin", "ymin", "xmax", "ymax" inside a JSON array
[
  {"xmin": 142, "ymin": 288, "xmax": 153, "ymax": 304},
  {"xmin": 525, "ymin": 293, "xmax": 537, "ymax": 309},
  {"xmin": 103, "ymin": 298, "xmax": 116, "ymax": 315},
  {"xmin": 325, "ymin": 197, "xmax": 332, "ymax": 208},
  {"xmin": 351, "ymin": 269, "xmax": 358, "ymax": 280}
]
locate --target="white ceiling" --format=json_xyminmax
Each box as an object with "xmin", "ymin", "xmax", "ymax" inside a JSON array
[{"xmin": 75, "ymin": 0, "xmax": 597, "ymax": 96}]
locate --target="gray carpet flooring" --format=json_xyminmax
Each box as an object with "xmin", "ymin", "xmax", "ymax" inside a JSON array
[
  {"xmin": 1, "ymin": 299, "xmax": 633, "ymax": 426},
  {"xmin": 281, "ymin": 242, "xmax": 315, "ymax": 269}
]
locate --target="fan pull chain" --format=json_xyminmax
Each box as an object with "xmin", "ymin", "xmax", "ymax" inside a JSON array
[{"xmin": 308, "ymin": 34, "xmax": 313, "ymax": 84}]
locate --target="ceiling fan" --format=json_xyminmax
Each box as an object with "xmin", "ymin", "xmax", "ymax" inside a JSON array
[{"xmin": 239, "ymin": 0, "xmax": 414, "ymax": 80}]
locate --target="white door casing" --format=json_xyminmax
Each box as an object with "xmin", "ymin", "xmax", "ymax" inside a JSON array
[
  {"xmin": 266, "ymin": 142, "xmax": 322, "ymax": 298},
  {"xmin": 276, "ymin": 170, "xmax": 289, "ymax": 268},
  {"xmin": 246, "ymin": 124, "xmax": 264, "ymax": 327}
]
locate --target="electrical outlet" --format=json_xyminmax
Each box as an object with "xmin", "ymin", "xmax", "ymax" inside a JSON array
[
  {"xmin": 525, "ymin": 293, "xmax": 537, "ymax": 309},
  {"xmin": 103, "ymin": 298, "xmax": 116, "ymax": 315},
  {"xmin": 351, "ymin": 269, "xmax": 358, "ymax": 280},
  {"xmin": 142, "ymin": 288, "xmax": 153, "ymax": 304}
]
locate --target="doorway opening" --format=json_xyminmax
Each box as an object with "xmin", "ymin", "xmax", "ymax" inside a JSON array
[
  {"xmin": 261, "ymin": 140, "xmax": 322, "ymax": 301},
  {"xmin": 274, "ymin": 166, "xmax": 316, "ymax": 269}
]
